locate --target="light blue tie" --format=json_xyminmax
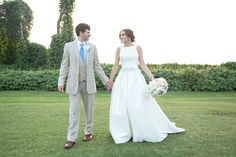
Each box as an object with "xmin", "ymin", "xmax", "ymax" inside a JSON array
[{"xmin": 80, "ymin": 43, "xmax": 85, "ymax": 63}]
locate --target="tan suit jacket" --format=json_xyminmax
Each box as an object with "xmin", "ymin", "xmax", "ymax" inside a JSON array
[{"xmin": 58, "ymin": 40, "xmax": 109, "ymax": 94}]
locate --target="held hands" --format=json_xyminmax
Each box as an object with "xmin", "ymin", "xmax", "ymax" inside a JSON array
[
  {"xmin": 58, "ymin": 81, "xmax": 113, "ymax": 93},
  {"xmin": 105, "ymin": 80, "xmax": 113, "ymax": 91}
]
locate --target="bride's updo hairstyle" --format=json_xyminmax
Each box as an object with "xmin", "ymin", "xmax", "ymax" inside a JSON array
[{"xmin": 120, "ymin": 29, "xmax": 135, "ymax": 42}]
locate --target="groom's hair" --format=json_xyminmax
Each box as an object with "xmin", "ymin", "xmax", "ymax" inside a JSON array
[{"xmin": 75, "ymin": 23, "xmax": 90, "ymax": 36}]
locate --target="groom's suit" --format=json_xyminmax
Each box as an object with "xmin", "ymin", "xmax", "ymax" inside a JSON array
[{"xmin": 58, "ymin": 39, "xmax": 109, "ymax": 142}]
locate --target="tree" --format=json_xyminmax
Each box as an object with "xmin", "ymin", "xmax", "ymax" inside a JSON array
[
  {"xmin": 58, "ymin": 0, "xmax": 75, "ymax": 42},
  {"xmin": 15, "ymin": 40, "xmax": 48, "ymax": 70},
  {"xmin": 0, "ymin": 27, "xmax": 8, "ymax": 63},
  {"xmin": 0, "ymin": 0, "xmax": 33, "ymax": 64},
  {"xmin": 49, "ymin": 0, "xmax": 75, "ymax": 69}
]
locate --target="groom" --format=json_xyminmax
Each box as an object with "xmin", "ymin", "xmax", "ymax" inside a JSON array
[{"xmin": 58, "ymin": 23, "xmax": 112, "ymax": 149}]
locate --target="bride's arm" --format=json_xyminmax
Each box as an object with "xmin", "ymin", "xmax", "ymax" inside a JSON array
[
  {"xmin": 109, "ymin": 47, "xmax": 120, "ymax": 82},
  {"xmin": 137, "ymin": 45, "xmax": 154, "ymax": 81}
]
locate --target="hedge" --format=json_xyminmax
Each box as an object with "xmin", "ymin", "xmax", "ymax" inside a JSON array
[{"xmin": 0, "ymin": 63, "xmax": 236, "ymax": 91}]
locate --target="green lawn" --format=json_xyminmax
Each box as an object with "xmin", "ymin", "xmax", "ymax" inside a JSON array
[{"xmin": 0, "ymin": 91, "xmax": 235, "ymax": 157}]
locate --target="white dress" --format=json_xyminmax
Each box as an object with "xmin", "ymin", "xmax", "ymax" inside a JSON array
[{"xmin": 109, "ymin": 45, "xmax": 185, "ymax": 144}]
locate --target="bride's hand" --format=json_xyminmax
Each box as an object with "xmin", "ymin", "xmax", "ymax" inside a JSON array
[{"xmin": 106, "ymin": 80, "xmax": 113, "ymax": 91}]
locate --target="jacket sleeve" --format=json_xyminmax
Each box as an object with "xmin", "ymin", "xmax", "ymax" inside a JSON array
[{"xmin": 58, "ymin": 43, "xmax": 69, "ymax": 86}]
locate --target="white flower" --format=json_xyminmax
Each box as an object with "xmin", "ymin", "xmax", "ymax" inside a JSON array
[
  {"xmin": 85, "ymin": 45, "xmax": 90, "ymax": 51},
  {"xmin": 147, "ymin": 78, "xmax": 168, "ymax": 97}
]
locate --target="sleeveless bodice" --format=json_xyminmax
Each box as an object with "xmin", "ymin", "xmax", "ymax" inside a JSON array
[{"xmin": 120, "ymin": 46, "xmax": 139, "ymax": 71}]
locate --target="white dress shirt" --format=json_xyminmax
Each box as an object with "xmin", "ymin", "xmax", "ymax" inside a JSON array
[{"xmin": 76, "ymin": 38, "xmax": 87, "ymax": 58}]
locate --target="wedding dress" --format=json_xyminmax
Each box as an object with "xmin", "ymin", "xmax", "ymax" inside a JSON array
[{"xmin": 109, "ymin": 45, "xmax": 185, "ymax": 144}]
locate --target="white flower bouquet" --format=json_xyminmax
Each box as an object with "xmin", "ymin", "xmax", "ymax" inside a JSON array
[{"xmin": 147, "ymin": 78, "xmax": 168, "ymax": 97}]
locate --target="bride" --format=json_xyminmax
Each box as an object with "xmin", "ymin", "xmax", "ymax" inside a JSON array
[{"xmin": 108, "ymin": 29, "xmax": 185, "ymax": 144}]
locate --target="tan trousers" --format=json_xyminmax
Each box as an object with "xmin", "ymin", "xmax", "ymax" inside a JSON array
[{"xmin": 66, "ymin": 81, "xmax": 95, "ymax": 142}]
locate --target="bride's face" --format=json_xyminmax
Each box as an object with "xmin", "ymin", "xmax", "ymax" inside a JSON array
[{"xmin": 119, "ymin": 31, "xmax": 130, "ymax": 43}]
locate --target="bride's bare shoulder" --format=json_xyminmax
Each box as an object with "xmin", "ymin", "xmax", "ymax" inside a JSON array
[
  {"xmin": 116, "ymin": 47, "xmax": 121, "ymax": 55},
  {"xmin": 116, "ymin": 47, "xmax": 121, "ymax": 50},
  {"xmin": 136, "ymin": 45, "xmax": 143, "ymax": 54}
]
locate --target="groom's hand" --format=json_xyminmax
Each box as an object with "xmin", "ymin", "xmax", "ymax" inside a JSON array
[
  {"xmin": 58, "ymin": 85, "xmax": 64, "ymax": 93},
  {"xmin": 105, "ymin": 80, "xmax": 113, "ymax": 91}
]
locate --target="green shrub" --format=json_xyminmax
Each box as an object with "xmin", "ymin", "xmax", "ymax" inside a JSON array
[
  {"xmin": 15, "ymin": 40, "xmax": 48, "ymax": 70},
  {"xmin": 0, "ymin": 63, "xmax": 236, "ymax": 91},
  {"xmin": 49, "ymin": 34, "xmax": 65, "ymax": 69},
  {"xmin": 0, "ymin": 70, "xmax": 58, "ymax": 91},
  {"xmin": 221, "ymin": 62, "xmax": 236, "ymax": 70}
]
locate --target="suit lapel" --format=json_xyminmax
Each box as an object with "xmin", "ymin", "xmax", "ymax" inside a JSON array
[
  {"xmin": 72, "ymin": 40, "xmax": 80, "ymax": 64},
  {"xmin": 85, "ymin": 42, "xmax": 91, "ymax": 68},
  {"xmin": 72, "ymin": 41, "xmax": 92, "ymax": 68}
]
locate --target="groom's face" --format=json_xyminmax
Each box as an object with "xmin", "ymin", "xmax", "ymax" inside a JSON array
[{"xmin": 81, "ymin": 29, "xmax": 91, "ymax": 41}]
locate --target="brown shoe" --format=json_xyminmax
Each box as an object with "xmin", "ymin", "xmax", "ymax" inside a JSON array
[
  {"xmin": 64, "ymin": 141, "xmax": 75, "ymax": 149},
  {"xmin": 83, "ymin": 134, "xmax": 93, "ymax": 142}
]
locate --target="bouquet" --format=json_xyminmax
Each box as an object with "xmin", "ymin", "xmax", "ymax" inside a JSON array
[{"xmin": 147, "ymin": 78, "xmax": 168, "ymax": 97}]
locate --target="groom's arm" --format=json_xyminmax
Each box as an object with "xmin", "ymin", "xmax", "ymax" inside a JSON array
[{"xmin": 58, "ymin": 44, "xmax": 69, "ymax": 89}]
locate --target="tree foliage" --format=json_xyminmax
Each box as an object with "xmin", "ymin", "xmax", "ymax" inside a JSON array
[
  {"xmin": 15, "ymin": 40, "xmax": 48, "ymax": 70},
  {"xmin": 49, "ymin": 0, "xmax": 75, "ymax": 69},
  {"xmin": 0, "ymin": 0, "xmax": 33, "ymax": 64},
  {"xmin": 0, "ymin": 27, "xmax": 8, "ymax": 63}
]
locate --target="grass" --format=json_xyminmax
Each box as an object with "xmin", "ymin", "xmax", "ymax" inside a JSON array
[{"xmin": 0, "ymin": 91, "xmax": 236, "ymax": 157}]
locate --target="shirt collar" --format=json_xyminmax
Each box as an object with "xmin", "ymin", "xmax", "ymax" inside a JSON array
[{"xmin": 76, "ymin": 38, "xmax": 86, "ymax": 46}]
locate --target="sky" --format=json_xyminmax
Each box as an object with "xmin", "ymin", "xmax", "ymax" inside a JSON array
[{"xmin": 23, "ymin": 0, "xmax": 236, "ymax": 65}]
